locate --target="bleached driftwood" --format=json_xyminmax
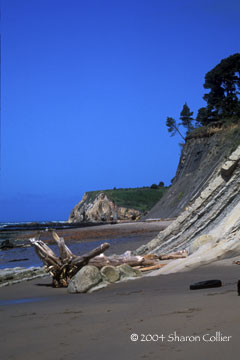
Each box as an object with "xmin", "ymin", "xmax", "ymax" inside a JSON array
[
  {"xmin": 158, "ymin": 250, "xmax": 188, "ymax": 260},
  {"xmin": 134, "ymin": 263, "xmax": 166, "ymax": 272},
  {"xmin": 30, "ymin": 231, "xmax": 158, "ymax": 287},
  {"xmin": 88, "ymin": 252, "xmax": 157, "ymax": 268},
  {"xmin": 30, "ymin": 232, "xmax": 110, "ymax": 287}
]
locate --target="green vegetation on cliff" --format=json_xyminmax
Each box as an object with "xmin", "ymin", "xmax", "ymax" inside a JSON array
[
  {"xmin": 85, "ymin": 187, "xmax": 167, "ymax": 214},
  {"xmin": 166, "ymin": 53, "xmax": 240, "ymax": 141}
]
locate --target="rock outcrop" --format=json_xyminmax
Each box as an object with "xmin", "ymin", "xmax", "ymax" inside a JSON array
[
  {"xmin": 143, "ymin": 125, "xmax": 240, "ymax": 219},
  {"xmin": 68, "ymin": 192, "xmax": 141, "ymax": 223},
  {"xmin": 0, "ymin": 267, "xmax": 46, "ymax": 287},
  {"xmin": 136, "ymin": 144, "xmax": 240, "ymax": 272}
]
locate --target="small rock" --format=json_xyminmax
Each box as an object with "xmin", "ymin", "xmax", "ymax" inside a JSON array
[
  {"xmin": 117, "ymin": 264, "xmax": 142, "ymax": 279},
  {"xmin": 0, "ymin": 240, "xmax": 14, "ymax": 249},
  {"xmin": 101, "ymin": 265, "xmax": 120, "ymax": 283},
  {"xmin": 9, "ymin": 258, "xmax": 29, "ymax": 263},
  {"xmin": 68, "ymin": 265, "xmax": 102, "ymax": 293}
]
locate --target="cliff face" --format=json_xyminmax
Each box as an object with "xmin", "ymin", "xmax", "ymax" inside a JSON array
[
  {"xmin": 136, "ymin": 134, "xmax": 240, "ymax": 273},
  {"xmin": 68, "ymin": 192, "xmax": 141, "ymax": 223},
  {"xmin": 144, "ymin": 125, "xmax": 240, "ymax": 219}
]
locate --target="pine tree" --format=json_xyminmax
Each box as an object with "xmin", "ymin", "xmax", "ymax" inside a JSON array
[{"xmin": 179, "ymin": 103, "xmax": 194, "ymax": 133}]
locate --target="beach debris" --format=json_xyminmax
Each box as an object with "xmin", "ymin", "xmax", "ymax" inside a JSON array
[
  {"xmin": 148, "ymin": 236, "xmax": 240, "ymax": 276},
  {"xmin": 233, "ymin": 260, "xmax": 240, "ymax": 265},
  {"xmin": 237, "ymin": 280, "xmax": 240, "ymax": 296},
  {"xmin": 158, "ymin": 250, "xmax": 188, "ymax": 260},
  {"xmin": 30, "ymin": 231, "xmax": 156, "ymax": 288},
  {"xmin": 133, "ymin": 263, "xmax": 166, "ymax": 272},
  {"xmin": 89, "ymin": 251, "xmax": 149, "ymax": 268},
  {"xmin": 190, "ymin": 279, "xmax": 222, "ymax": 290},
  {"xmin": 30, "ymin": 232, "xmax": 110, "ymax": 287}
]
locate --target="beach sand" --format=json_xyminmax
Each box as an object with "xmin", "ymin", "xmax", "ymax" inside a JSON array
[
  {"xmin": 36, "ymin": 220, "xmax": 172, "ymax": 242},
  {"xmin": 1, "ymin": 222, "xmax": 240, "ymax": 360}
]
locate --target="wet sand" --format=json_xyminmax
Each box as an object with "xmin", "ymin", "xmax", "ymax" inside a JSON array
[
  {"xmin": 36, "ymin": 220, "xmax": 173, "ymax": 243},
  {"xmin": 1, "ymin": 221, "xmax": 240, "ymax": 360}
]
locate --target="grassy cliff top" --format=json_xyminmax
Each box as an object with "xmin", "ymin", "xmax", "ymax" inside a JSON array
[{"xmin": 85, "ymin": 187, "xmax": 167, "ymax": 213}]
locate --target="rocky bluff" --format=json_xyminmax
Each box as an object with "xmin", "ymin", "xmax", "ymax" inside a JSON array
[
  {"xmin": 136, "ymin": 124, "xmax": 240, "ymax": 272},
  {"xmin": 68, "ymin": 187, "xmax": 166, "ymax": 223},
  {"xmin": 68, "ymin": 192, "xmax": 141, "ymax": 223},
  {"xmin": 144, "ymin": 124, "xmax": 240, "ymax": 220}
]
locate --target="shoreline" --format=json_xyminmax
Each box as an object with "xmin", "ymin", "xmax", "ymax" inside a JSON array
[
  {"xmin": 32, "ymin": 219, "xmax": 173, "ymax": 243},
  {"xmin": 0, "ymin": 220, "xmax": 172, "ymax": 280},
  {"xmin": 0, "ymin": 219, "xmax": 173, "ymax": 244},
  {"xmin": 1, "ymin": 220, "xmax": 240, "ymax": 359}
]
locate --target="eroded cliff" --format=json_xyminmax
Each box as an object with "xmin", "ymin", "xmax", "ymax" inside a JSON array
[
  {"xmin": 68, "ymin": 192, "xmax": 142, "ymax": 223},
  {"xmin": 144, "ymin": 124, "xmax": 240, "ymax": 219},
  {"xmin": 136, "ymin": 137, "xmax": 240, "ymax": 273},
  {"xmin": 68, "ymin": 187, "xmax": 166, "ymax": 223}
]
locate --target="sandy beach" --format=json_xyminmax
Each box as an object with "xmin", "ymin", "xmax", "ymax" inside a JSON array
[
  {"xmin": 1, "ymin": 260, "xmax": 240, "ymax": 360},
  {"xmin": 1, "ymin": 221, "xmax": 240, "ymax": 360}
]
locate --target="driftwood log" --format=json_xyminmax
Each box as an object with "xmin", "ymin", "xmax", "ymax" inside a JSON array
[
  {"xmin": 233, "ymin": 260, "xmax": 240, "ymax": 265},
  {"xmin": 30, "ymin": 233, "xmax": 111, "ymax": 287},
  {"xmin": 30, "ymin": 231, "xmax": 189, "ymax": 287},
  {"xmin": 30, "ymin": 231, "xmax": 156, "ymax": 287},
  {"xmin": 133, "ymin": 263, "xmax": 166, "ymax": 272},
  {"xmin": 158, "ymin": 250, "xmax": 188, "ymax": 260}
]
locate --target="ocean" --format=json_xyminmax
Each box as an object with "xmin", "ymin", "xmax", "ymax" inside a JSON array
[
  {"xmin": 0, "ymin": 221, "xmax": 145, "ymax": 270},
  {"xmin": 0, "ymin": 220, "xmax": 105, "ymax": 269}
]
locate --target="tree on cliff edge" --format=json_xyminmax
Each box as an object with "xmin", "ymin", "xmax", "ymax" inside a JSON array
[
  {"xmin": 196, "ymin": 53, "xmax": 240, "ymax": 125},
  {"xmin": 166, "ymin": 103, "xmax": 194, "ymax": 141},
  {"xmin": 166, "ymin": 117, "xmax": 185, "ymax": 140},
  {"xmin": 179, "ymin": 103, "xmax": 194, "ymax": 133}
]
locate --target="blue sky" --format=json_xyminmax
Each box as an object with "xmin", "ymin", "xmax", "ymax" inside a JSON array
[{"xmin": 1, "ymin": 0, "xmax": 240, "ymax": 222}]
